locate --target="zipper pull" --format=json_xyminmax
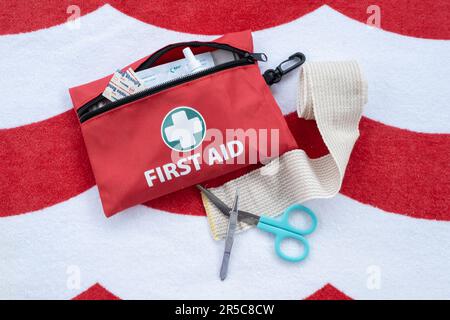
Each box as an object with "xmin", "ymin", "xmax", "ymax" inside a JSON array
[
  {"xmin": 263, "ymin": 52, "xmax": 306, "ymax": 85},
  {"xmin": 245, "ymin": 52, "xmax": 268, "ymax": 62}
]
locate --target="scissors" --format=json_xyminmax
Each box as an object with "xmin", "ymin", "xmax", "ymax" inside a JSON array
[
  {"xmin": 219, "ymin": 189, "xmax": 239, "ymax": 281},
  {"xmin": 197, "ymin": 185, "xmax": 317, "ymax": 263}
]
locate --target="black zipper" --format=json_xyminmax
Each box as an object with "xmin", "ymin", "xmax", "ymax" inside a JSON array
[{"xmin": 77, "ymin": 42, "xmax": 266, "ymax": 123}]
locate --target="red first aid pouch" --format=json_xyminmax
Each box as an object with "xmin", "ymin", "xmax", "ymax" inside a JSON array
[{"xmin": 69, "ymin": 31, "xmax": 298, "ymax": 216}]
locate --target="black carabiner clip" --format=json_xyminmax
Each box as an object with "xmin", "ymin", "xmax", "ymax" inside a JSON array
[{"xmin": 263, "ymin": 52, "xmax": 306, "ymax": 86}]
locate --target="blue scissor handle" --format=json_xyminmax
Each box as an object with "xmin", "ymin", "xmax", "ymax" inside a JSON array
[
  {"xmin": 281, "ymin": 204, "xmax": 317, "ymax": 235},
  {"xmin": 256, "ymin": 204, "xmax": 317, "ymax": 263}
]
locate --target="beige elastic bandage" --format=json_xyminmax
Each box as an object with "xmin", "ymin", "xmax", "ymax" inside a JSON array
[{"xmin": 202, "ymin": 61, "xmax": 368, "ymax": 240}]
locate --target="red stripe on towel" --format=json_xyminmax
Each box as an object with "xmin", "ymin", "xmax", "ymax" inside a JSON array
[{"xmin": 1, "ymin": 110, "xmax": 448, "ymax": 220}]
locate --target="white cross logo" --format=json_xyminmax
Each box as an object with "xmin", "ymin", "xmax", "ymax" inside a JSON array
[{"xmin": 164, "ymin": 110, "xmax": 203, "ymax": 149}]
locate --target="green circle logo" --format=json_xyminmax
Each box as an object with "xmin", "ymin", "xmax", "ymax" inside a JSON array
[{"xmin": 161, "ymin": 106, "xmax": 207, "ymax": 152}]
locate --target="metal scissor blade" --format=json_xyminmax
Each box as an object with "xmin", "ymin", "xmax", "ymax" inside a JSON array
[
  {"xmin": 220, "ymin": 252, "xmax": 231, "ymax": 281},
  {"xmin": 196, "ymin": 184, "xmax": 231, "ymax": 217},
  {"xmin": 219, "ymin": 189, "xmax": 239, "ymax": 281},
  {"xmin": 230, "ymin": 188, "xmax": 239, "ymax": 214},
  {"xmin": 220, "ymin": 214, "xmax": 237, "ymax": 280},
  {"xmin": 196, "ymin": 185, "xmax": 260, "ymax": 225}
]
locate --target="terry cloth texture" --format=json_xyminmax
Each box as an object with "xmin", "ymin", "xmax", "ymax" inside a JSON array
[
  {"xmin": 2, "ymin": 4, "xmax": 450, "ymax": 300},
  {"xmin": 203, "ymin": 61, "xmax": 367, "ymax": 240}
]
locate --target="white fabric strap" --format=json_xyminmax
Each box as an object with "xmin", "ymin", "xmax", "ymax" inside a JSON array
[{"xmin": 203, "ymin": 61, "xmax": 367, "ymax": 240}]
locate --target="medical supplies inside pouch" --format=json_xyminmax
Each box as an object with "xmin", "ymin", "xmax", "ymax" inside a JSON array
[
  {"xmin": 69, "ymin": 30, "xmax": 299, "ymax": 217},
  {"xmin": 135, "ymin": 50, "xmax": 215, "ymax": 88}
]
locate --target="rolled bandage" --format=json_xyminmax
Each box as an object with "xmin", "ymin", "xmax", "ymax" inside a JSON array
[{"xmin": 202, "ymin": 61, "xmax": 368, "ymax": 240}]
